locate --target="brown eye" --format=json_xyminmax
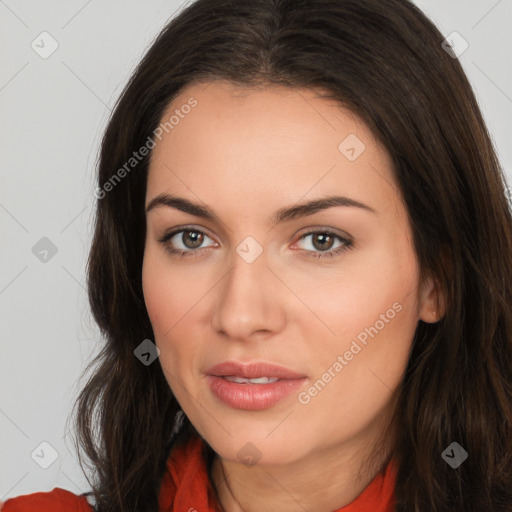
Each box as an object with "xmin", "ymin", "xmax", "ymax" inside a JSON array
[
  {"xmin": 158, "ymin": 227, "xmax": 217, "ymax": 258},
  {"xmin": 180, "ymin": 230, "xmax": 204, "ymax": 249},
  {"xmin": 310, "ymin": 233, "xmax": 335, "ymax": 251},
  {"xmin": 295, "ymin": 230, "xmax": 353, "ymax": 260}
]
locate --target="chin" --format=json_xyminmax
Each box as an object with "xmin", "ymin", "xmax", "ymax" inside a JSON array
[{"xmin": 195, "ymin": 422, "xmax": 310, "ymax": 466}]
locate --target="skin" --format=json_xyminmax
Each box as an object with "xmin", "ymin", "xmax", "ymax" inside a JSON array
[{"xmin": 142, "ymin": 80, "xmax": 444, "ymax": 512}]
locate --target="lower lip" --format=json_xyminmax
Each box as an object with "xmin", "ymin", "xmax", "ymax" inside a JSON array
[{"xmin": 206, "ymin": 375, "xmax": 307, "ymax": 410}]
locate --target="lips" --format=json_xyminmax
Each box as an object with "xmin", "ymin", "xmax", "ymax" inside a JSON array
[
  {"xmin": 206, "ymin": 361, "xmax": 306, "ymax": 380},
  {"xmin": 205, "ymin": 361, "xmax": 307, "ymax": 410}
]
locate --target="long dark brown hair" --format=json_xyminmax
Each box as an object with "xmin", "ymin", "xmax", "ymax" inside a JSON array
[{"xmin": 70, "ymin": 0, "xmax": 512, "ymax": 510}]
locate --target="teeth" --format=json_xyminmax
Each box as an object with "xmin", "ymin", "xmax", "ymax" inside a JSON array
[{"xmin": 224, "ymin": 376, "xmax": 280, "ymax": 384}]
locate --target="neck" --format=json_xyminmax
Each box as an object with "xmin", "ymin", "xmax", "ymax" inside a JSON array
[{"xmin": 209, "ymin": 425, "xmax": 395, "ymax": 512}]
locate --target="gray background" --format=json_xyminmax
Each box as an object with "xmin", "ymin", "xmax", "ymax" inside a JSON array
[{"xmin": 1, "ymin": 0, "xmax": 511, "ymax": 500}]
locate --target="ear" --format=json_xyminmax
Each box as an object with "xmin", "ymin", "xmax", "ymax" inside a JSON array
[{"xmin": 418, "ymin": 272, "xmax": 446, "ymax": 323}]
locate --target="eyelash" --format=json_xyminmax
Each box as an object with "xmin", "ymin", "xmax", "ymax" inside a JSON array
[{"xmin": 158, "ymin": 226, "xmax": 353, "ymax": 260}]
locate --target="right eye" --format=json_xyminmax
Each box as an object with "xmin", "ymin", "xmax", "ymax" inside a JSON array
[{"xmin": 158, "ymin": 227, "xmax": 217, "ymax": 258}]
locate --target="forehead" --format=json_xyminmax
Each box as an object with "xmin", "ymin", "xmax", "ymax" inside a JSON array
[{"xmin": 146, "ymin": 80, "xmax": 400, "ymax": 218}]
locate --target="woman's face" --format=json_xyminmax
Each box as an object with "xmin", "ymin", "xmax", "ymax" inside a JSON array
[{"xmin": 142, "ymin": 80, "xmax": 439, "ymax": 466}]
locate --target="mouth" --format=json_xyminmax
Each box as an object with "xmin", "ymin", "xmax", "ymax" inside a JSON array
[
  {"xmin": 222, "ymin": 376, "xmax": 281, "ymax": 384},
  {"xmin": 206, "ymin": 360, "xmax": 306, "ymax": 379},
  {"xmin": 205, "ymin": 361, "xmax": 307, "ymax": 410}
]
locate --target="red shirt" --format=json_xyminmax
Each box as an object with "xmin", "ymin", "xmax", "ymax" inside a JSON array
[{"xmin": 1, "ymin": 434, "xmax": 396, "ymax": 511}]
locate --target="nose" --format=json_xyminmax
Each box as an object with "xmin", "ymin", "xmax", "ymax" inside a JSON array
[{"xmin": 210, "ymin": 244, "xmax": 286, "ymax": 342}]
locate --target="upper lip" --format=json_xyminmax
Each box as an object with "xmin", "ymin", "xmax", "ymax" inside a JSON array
[{"xmin": 206, "ymin": 361, "xmax": 306, "ymax": 379}]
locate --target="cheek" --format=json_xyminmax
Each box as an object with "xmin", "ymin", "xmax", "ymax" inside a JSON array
[
  {"xmin": 290, "ymin": 240, "xmax": 419, "ymax": 351},
  {"xmin": 142, "ymin": 250, "xmax": 192, "ymax": 392},
  {"xmin": 141, "ymin": 246, "xmax": 213, "ymax": 380},
  {"xmin": 141, "ymin": 248, "xmax": 191, "ymax": 357},
  {"xmin": 299, "ymin": 234, "xmax": 420, "ymax": 391},
  {"xmin": 142, "ymin": 251, "xmax": 168, "ymax": 332},
  {"xmin": 142, "ymin": 246, "xmax": 198, "ymax": 333}
]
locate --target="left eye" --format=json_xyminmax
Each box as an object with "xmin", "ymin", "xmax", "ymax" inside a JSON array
[{"xmin": 294, "ymin": 231, "xmax": 353, "ymax": 259}]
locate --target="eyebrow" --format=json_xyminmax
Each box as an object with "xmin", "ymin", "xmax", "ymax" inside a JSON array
[{"xmin": 145, "ymin": 193, "xmax": 376, "ymax": 224}]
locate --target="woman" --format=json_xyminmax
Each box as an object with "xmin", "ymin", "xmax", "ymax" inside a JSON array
[{"xmin": 3, "ymin": 0, "xmax": 512, "ymax": 510}]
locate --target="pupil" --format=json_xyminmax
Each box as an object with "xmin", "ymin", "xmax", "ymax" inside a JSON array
[
  {"xmin": 314, "ymin": 233, "xmax": 332, "ymax": 250},
  {"xmin": 185, "ymin": 231, "xmax": 203, "ymax": 248}
]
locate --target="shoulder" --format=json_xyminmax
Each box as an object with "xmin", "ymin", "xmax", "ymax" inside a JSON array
[{"xmin": 0, "ymin": 488, "xmax": 93, "ymax": 512}]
